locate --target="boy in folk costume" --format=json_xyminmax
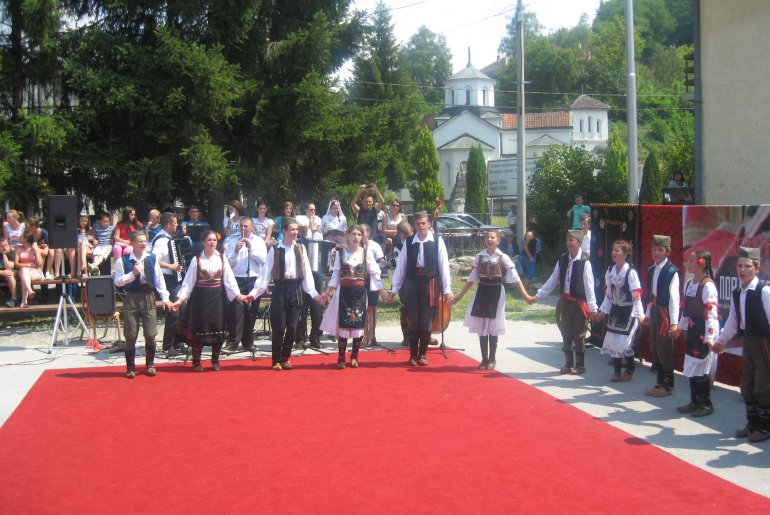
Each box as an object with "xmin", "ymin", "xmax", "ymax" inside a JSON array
[
  {"xmin": 113, "ymin": 231, "xmax": 174, "ymax": 378},
  {"xmin": 713, "ymin": 247, "xmax": 770, "ymax": 442},
  {"xmin": 534, "ymin": 229, "xmax": 598, "ymax": 374},
  {"xmin": 643, "ymin": 234, "xmax": 681, "ymax": 398}
]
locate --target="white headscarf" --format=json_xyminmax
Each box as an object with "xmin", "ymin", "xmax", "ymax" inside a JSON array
[{"xmin": 323, "ymin": 199, "xmax": 346, "ymax": 225}]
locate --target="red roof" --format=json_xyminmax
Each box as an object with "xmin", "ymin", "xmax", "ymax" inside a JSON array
[{"xmin": 501, "ymin": 112, "xmax": 571, "ymax": 130}]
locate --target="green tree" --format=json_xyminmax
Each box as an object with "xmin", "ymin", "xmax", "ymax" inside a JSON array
[
  {"xmin": 528, "ymin": 145, "xmax": 601, "ymax": 248},
  {"xmin": 595, "ymin": 125, "xmax": 629, "ymax": 203},
  {"xmin": 408, "ymin": 126, "xmax": 444, "ymax": 213},
  {"xmin": 639, "ymin": 149, "xmax": 663, "ymax": 204},
  {"xmin": 401, "ymin": 26, "xmax": 452, "ymax": 110},
  {"xmin": 465, "ymin": 145, "xmax": 489, "ymax": 221}
]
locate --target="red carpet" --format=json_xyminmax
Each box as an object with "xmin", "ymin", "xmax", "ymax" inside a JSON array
[{"xmin": 1, "ymin": 350, "xmax": 768, "ymax": 514}]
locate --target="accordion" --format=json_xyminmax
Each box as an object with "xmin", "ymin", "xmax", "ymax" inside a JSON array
[{"xmin": 169, "ymin": 238, "xmax": 194, "ymax": 283}]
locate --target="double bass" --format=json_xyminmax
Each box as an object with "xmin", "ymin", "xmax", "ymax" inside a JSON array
[{"xmin": 431, "ymin": 197, "xmax": 451, "ymax": 334}]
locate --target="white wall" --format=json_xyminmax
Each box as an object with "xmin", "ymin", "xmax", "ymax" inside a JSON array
[{"xmin": 701, "ymin": 0, "xmax": 770, "ymax": 205}]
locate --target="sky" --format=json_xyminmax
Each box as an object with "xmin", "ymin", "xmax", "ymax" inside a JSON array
[{"xmin": 350, "ymin": 0, "xmax": 603, "ymax": 74}]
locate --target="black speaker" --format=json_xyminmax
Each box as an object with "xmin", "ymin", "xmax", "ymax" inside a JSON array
[
  {"xmin": 47, "ymin": 195, "xmax": 78, "ymax": 249},
  {"xmin": 85, "ymin": 276, "xmax": 115, "ymax": 317}
]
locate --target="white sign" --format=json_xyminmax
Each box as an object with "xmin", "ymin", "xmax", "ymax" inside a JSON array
[{"xmin": 487, "ymin": 158, "xmax": 537, "ymax": 197}]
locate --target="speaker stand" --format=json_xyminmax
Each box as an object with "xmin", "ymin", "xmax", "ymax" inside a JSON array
[{"xmin": 48, "ymin": 264, "xmax": 89, "ymax": 354}]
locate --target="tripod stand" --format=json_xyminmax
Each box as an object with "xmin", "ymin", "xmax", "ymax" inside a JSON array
[{"xmin": 48, "ymin": 260, "xmax": 89, "ymax": 354}]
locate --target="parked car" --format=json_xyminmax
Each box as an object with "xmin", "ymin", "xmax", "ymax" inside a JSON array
[
  {"xmin": 440, "ymin": 213, "xmax": 502, "ymax": 229},
  {"xmin": 433, "ymin": 216, "xmax": 487, "ymax": 257}
]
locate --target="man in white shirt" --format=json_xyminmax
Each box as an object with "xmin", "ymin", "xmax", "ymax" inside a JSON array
[
  {"xmin": 151, "ymin": 212, "xmax": 186, "ymax": 356},
  {"xmin": 114, "ymin": 231, "xmax": 173, "ymax": 378},
  {"xmin": 247, "ymin": 218, "xmax": 322, "ymax": 370},
  {"xmin": 389, "ymin": 211, "xmax": 455, "ymax": 366},
  {"xmin": 224, "ymin": 217, "xmax": 267, "ymax": 354}
]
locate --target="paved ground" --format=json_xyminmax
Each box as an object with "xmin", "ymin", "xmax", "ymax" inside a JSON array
[{"xmin": 0, "ymin": 316, "xmax": 768, "ymax": 498}]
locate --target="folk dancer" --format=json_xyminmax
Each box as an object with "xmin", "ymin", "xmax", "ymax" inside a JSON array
[
  {"xmin": 318, "ymin": 225, "xmax": 387, "ymax": 368},
  {"xmin": 454, "ymin": 230, "xmax": 535, "ymax": 370},
  {"xmin": 642, "ymin": 234, "xmax": 681, "ymax": 397},
  {"xmin": 114, "ymin": 231, "xmax": 173, "ymax": 378},
  {"xmin": 534, "ymin": 229, "xmax": 598, "ymax": 374},
  {"xmin": 223, "ymin": 217, "xmax": 267, "ymax": 354},
  {"xmin": 171, "ymin": 230, "xmax": 248, "ymax": 371},
  {"xmin": 389, "ymin": 211, "xmax": 455, "ymax": 366},
  {"xmin": 595, "ymin": 240, "xmax": 644, "ymax": 382},
  {"xmin": 713, "ymin": 247, "xmax": 770, "ymax": 442},
  {"xmin": 246, "ymin": 218, "xmax": 322, "ymax": 370},
  {"xmin": 673, "ymin": 249, "xmax": 719, "ymax": 417}
]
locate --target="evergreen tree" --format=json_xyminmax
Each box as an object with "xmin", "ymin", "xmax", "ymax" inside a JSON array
[
  {"xmin": 408, "ymin": 126, "xmax": 444, "ymax": 213},
  {"xmin": 595, "ymin": 125, "xmax": 629, "ymax": 203},
  {"xmin": 639, "ymin": 149, "xmax": 663, "ymax": 204},
  {"xmin": 465, "ymin": 145, "xmax": 489, "ymax": 221}
]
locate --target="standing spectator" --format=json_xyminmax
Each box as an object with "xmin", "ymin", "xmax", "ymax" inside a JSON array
[
  {"xmin": 519, "ymin": 222, "xmax": 541, "ymax": 290},
  {"xmin": 381, "ymin": 199, "xmax": 405, "ymax": 256},
  {"xmin": 179, "ymin": 205, "xmax": 208, "ymax": 255},
  {"xmin": 113, "ymin": 207, "xmax": 143, "ymax": 260},
  {"xmin": 580, "ymin": 214, "xmax": 591, "ymax": 258},
  {"xmin": 251, "ymin": 200, "xmax": 274, "ymax": 243},
  {"xmin": 507, "ymin": 203, "xmax": 517, "ymax": 233},
  {"xmin": 14, "ymin": 232, "xmax": 43, "ymax": 308},
  {"xmin": 274, "ymin": 202, "xmax": 295, "ymax": 243},
  {"xmin": 567, "ymin": 194, "xmax": 590, "ymax": 230},
  {"xmin": 351, "ymin": 183, "xmax": 384, "ymax": 240},
  {"xmin": 0, "ymin": 237, "xmax": 17, "ymax": 307}
]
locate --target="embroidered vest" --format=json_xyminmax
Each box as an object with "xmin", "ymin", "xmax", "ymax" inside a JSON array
[
  {"xmin": 273, "ymin": 243, "xmax": 305, "ymax": 282},
  {"xmin": 646, "ymin": 261, "xmax": 679, "ymax": 308},
  {"xmin": 606, "ymin": 265, "xmax": 633, "ymax": 306},
  {"xmin": 733, "ymin": 286, "xmax": 770, "ymax": 338},
  {"xmin": 558, "ymin": 252, "xmax": 588, "ymax": 299},
  {"xmin": 341, "ymin": 248, "xmax": 367, "ymax": 279},
  {"xmin": 406, "ymin": 234, "xmax": 438, "ymax": 277},
  {"xmin": 684, "ymin": 277, "xmax": 712, "ymax": 320}
]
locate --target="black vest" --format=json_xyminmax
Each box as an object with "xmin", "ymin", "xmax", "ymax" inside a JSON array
[
  {"xmin": 733, "ymin": 285, "xmax": 770, "ymax": 338},
  {"xmin": 273, "ymin": 243, "xmax": 305, "ymax": 282},
  {"xmin": 558, "ymin": 252, "xmax": 588, "ymax": 299},
  {"xmin": 406, "ymin": 234, "xmax": 439, "ymax": 277},
  {"xmin": 646, "ymin": 261, "xmax": 679, "ymax": 308},
  {"xmin": 122, "ymin": 254, "xmax": 157, "ymax": 291}
]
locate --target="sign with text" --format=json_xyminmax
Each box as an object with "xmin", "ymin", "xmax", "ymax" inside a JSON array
[{"xmin": 487, "ymin": 158, "xmax": 537, "ymax": 197}]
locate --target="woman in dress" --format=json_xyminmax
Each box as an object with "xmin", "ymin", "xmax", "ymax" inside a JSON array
[
  {"xmin": 319, "ymin": 224, "xmax": 387, "ymax": 369},
  {"xmin": 14, "ymin": 232, "xmax": 43, "ymax": 308},
  {"xmin": 596, "ymin": 240, "xmax": 645, "ymax": 382},
  {"xmin": 252, "ymin": 200, "xmax": 274, "ymax": 243},
  {"xmin": 381, "ymin": 199, "xmax": 405, "ymax": 256},
  {"xmin": 454, "ymin": 230, "xmax": 535, "ymax": 370},
  {"xmin": 321, "ymin": 200, "xmax": 347, "ymax": 246},
  {"xmin": 171, "ymin": 230, "xmax": 248, "ymax": 371},
  {"xmin": 673, "ymin": 249, "xmax": 719, "ymax": 417},
  {"xmin": 112, "ymin": 207, "xmax": 143, "ymax": 260}
]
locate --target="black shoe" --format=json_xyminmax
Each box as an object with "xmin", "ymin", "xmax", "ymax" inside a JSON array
[{"xmin": 221, "ymin": 346, "xmax": 239, "ymax": 355}]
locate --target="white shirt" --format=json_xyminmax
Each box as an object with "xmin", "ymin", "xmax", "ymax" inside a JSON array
[
  {"xmin": 113, "ymin": 251, "xmax": 170, "ymax": 303},
  {"xmin": 580, "ymin": 230, "xmax": 591, "ymax": 257},
  {"xmin": 644, "ymin": 258, "xmax": 681, "ymax": 322},
  {"xmin": 716, "ymin": 277, "xmax": 770, "ymax": 344},
  {"xmin": 251, "ymin": 216, "xmax": 274, "ymax": 239},
  {"xmin": 321, "ymin": 213, "xmax": 347, "ymax": 233},
  {"xmin": 390, "ymin": 232, "xmax": 452, "ymax": 295},
  {"xmin": 176, "ymin": 250, "xmax": 241, "ymax": 302},
  {"xmin": 225, "ymin": 233, "xmax": 267, "ymax": 278},
  {"xmin": 248, "ymin": 241, "xmax": 320, "ymax": 299},
  {"xmin": 536, "ymin": 250, "xmax": 598, "ymax": 312},
  {"xmin": 151, "ymin": 229, "xmax": 174, "ymax": 275}
]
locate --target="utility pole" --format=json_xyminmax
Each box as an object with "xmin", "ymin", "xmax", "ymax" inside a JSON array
[
  {"xmin": 625, "ymin": 0, "xmax": 639, "ymax": 202},
  {"xmin": 516, "ymin": 0, "xmax": 526, "ymax": 242}
]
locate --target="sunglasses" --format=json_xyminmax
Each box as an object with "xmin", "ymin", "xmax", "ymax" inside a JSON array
[{"xmin": 392, "ymin": 203, "xmax": 401, "ymax": 207}]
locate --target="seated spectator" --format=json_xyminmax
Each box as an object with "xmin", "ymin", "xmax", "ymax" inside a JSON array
[
  {"xmin": 67, "ymin": 214, "xmax": 92, "ymax": 278},
  {"xmin": 3, "ymin": 209, "xmax": 25, "ymax": 250},
  {"xmin": 321, "ymin": 200, "xmax": 347, "ymax": 245},
  {"xmin": 251, "ymin": 200, "xmax": 274, "ymax": 243},
  {"xmin": 26, "ymin": 215, "xmax": 61, "ymax": 279},
  {"xmin": 666, "ymin": 171, "xmax": 693, "ymax": 203},
  {"xmin": 14, "ymin": 232, "xmax": 43, "ymax": 308},
  {"xmin": 88, "ymin": 211, "xmax": 114, "ymax": 275},
  {"xmin": 0, "ymin": 236, "xmax": 17, "ymax": 307},
  {"xmin": 223, "ymin": 200, "xmax": 246, "ymax": 241},
  {"xmin": 113, "ymin": 207, "xmax": 143, "ymax": 260},
  {"xmin": 180, "ymin": 205, "xmax": 209, "ymax": 255}
]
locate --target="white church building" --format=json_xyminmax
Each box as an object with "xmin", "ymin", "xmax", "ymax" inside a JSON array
[{"xmin": 424, "ymin": 56, "xmax": 610, "ymax": 201}]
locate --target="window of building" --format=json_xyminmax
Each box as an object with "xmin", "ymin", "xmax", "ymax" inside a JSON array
[
  {"xmin": 465, "ymin": 87, "xmax": 471, "ymax": 105},
  {"xmin": 596, "ymin": 119, "xmax": 601, "ymax": 133},
  {"xmin": 482, "ymin": 88, "xmax": 488, "ymax": 106},
  {"xmin": 588, "ymin": 116, "xmax": 593, "ymax": 133},
  {"xmin": 579, "ymin": 119, "xmax": 584, "ymax": 133}
]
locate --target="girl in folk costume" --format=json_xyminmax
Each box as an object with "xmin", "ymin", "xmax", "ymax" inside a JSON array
[
  {"xmin": 454, "ymin": 231, "xmax": 535, "ymax": 370},
  {"xmin": 673, "ymin": 250, "xmax": 719, "ymax": 417},
  {"xmin": 596, "ymin": 240, "xmax": 645, "ymax": 382},
  {"xmin": 319, "ymin": 225, "xmax": 387, "ymax": 369},
  {"xmin": 171, "ymin": 230, "xmax": 248, "ymax": 371}
]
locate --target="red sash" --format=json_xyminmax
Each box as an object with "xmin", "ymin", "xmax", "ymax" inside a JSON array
[{"xmin": 562, "ymin": 293, "xmax": 589, "ymax": 318}]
